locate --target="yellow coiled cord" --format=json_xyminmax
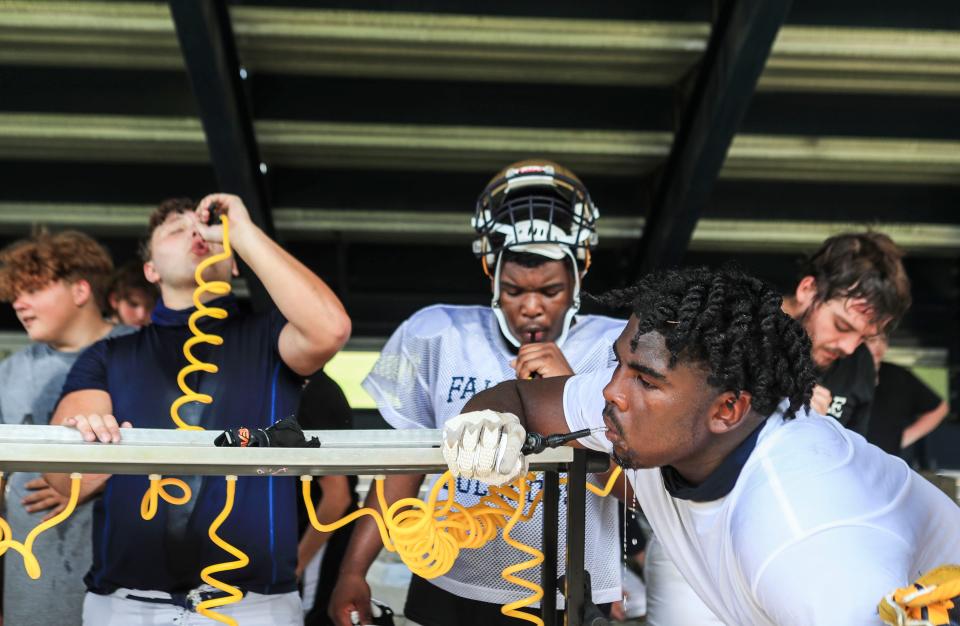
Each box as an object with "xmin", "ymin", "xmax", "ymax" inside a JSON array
[
  {"xmin": 301, "ymin": 472, "xmax": 545, "ymax": 581},
  {"xmin": 169, "ymin": 214, "xmax": 234, "ymax": 431},
  {"xmin": 499, "ymin": 476, "xmax": 545, "ymax": 625},
  {"xmin": 0, "ymin": 472, "xmax": 82, "ymax": 579},
  {"xmin": 302, "ymin": 465, "xmax": 622, "ymax": 624},
  {"xmin": 196, "ymin": 476, "xmax": 249, "ymax": 626},
  {"xmin": 140, "ymin": 474, "xmax": 192, "ymax": 520},
  {"xmin": 138, "ymin": 212, "xmax": 247, "ymax": 624},
  {"xmin": 585, "ymin": 466, "xmax": 621, "ymax": 497},
  {"xmin": 497, "ymin": 465, "xmax": 620, "ymax": 624}
]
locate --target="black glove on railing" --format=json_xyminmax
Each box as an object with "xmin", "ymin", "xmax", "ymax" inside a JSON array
[{"xmin": 214, "ymin": 415, "xmax": 320, "ymax": 448}]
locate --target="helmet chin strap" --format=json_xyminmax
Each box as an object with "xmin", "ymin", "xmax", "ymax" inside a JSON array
[{"xmin": 490, "ymin": 247, "xmax": 582, "ymax": 349}]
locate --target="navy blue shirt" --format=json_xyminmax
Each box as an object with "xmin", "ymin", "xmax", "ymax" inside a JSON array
[
  {"xmin": 61, "ymin": 295, "xmax": 304, "ymax": 595},
  {"xmin": 661, "ymin": 422, "xmax": 764, "ymax": 502}
]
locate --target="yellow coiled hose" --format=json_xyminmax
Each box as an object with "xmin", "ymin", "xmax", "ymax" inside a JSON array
[
  {"xmin": 140, "ymin": 474, "xmax": 191, "ymax": 520},
  {"xmin": 302, "ymin": 465, "xmax": 622, "ymax": 625},
  {"xmin": 586, "ymin": 466, "xmax": 621, "ymax": 497},
  {"xmin": 169, "ymin": 214, "xmax": 234, "ymax": 431},
  {"xmin": 196, "ymin": 476, "xmax": 250, "ymax": 624},
  {"xmin": 142, "ymin": 211, "xmax": 237, "ymax": 515},
  {"xmin": 0, "ymin": 472, "xmax": 82, "ymax": 579},
  {"xmin": 497, "ymin": 476, "xmax": 546, "ymax": 625},
  {"xmin": 137, "ymin": 212, "xmax": 247, "ymax": 626}
]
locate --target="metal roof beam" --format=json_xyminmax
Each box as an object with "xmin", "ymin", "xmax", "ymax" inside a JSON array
[
  {"xmin": 2, "ymin": 203, "xmax": 958, "ymax": 256},
  {"xmin": 3, "ymin": 113, "xmax": 960, "ymax": 183},
  {"xmin": 4, "ymin": 3, "xmax": 958, "ymax": 94}
]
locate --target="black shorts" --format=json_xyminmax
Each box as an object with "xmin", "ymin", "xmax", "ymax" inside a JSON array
[{"xmin": 404, "ymin": 574, "xmax": 610, "ymax": 626}]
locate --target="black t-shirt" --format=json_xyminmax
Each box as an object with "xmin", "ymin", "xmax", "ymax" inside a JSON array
[
  {"xmin": 295, "ymin": 370, "xmax": 359, "ymax": 525},
  {"xmin": 865, "ymin": 362, "xmax": 942, "ymax": 455},
  {"xmin": 297, "ymin": 370, "xmax": 354, "ymax": 431},
  {"xmin": 818, "ymin": 342, "xmax": 876, "ymax": 435},
  {"xmin": 295, "ymin": 371, "xmax": 359, "ymax": 626}
]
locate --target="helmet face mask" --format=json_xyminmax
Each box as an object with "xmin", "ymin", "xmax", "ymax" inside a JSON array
[
  {"xmin": 472, "ymin": 163, "xmax": 599, "ymax": 269},
  {"xmin": 471, "ymin": 160, "xmax": 599, "ymax": 348}
]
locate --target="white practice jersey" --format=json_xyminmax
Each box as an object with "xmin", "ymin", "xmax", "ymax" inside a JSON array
[
  {"xmin": 363, "ymin": 304, "xmax": 624, "ymax": 607},
  {"xmin": 564, "ymin": 367, "xmax": 960, "ymax": 626}
]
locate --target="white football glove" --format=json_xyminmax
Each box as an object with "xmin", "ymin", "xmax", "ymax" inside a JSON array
[{"xmin": 442, "ymin": 410, "xmax": 528, "ymax": 486}]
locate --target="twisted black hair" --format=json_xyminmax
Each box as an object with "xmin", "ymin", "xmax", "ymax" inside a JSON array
[{"xmin": 595, "ymin": 266, "xmax": 816, "ymax": 419}]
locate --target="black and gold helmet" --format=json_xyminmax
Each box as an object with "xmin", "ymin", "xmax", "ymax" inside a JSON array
[
  {"xmin": 471, "ymin": 160, "xmax": 599, "ymax": 348},
  {"xmin": 471, "ymin": 159, "xmax": 599, "ymax": 274}
]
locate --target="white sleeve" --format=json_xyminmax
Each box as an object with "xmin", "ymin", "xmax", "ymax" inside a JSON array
[
  {"xmin": 750, "ymin": 526, "xmax": 912, "ymax": 626},
  {"xmin": 562, "ymin": 367, "xmax": 614, "ymax": 454},
  {"xmin": 362, "ymin": 320, "xmax": 437, "ymax": 430}
]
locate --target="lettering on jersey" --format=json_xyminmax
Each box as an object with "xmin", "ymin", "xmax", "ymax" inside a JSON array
[
  {"xmin": 525, "ymin": 477, "xmax": 569, "ymax": 505},
  {"xmin": 448, "ymin": 477, "xmax": 570, "ymax": 505},
  {"xmin": 527, "ymin": 475, "xmax": 544, "ymax": 504},
  {"xmin": 446, "ymin": 376, "xmax": 493, "ymax": 403},
  {"xmin": 827, "ymin": 395, "xmax": 848, "ymax": 420},
  {"xmin": 454, "ymin": 477, "xmax": 489, "ymax": 498}
]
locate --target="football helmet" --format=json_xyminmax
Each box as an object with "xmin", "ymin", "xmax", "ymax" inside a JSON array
[{"xmin": 471, "ymin": 159, "xmax": 599, "ymax": 348}]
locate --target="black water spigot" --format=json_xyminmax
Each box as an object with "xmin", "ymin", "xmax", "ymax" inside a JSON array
[{"xmin": 521, "ymin": 428, "xmax": 601, "ymax": 455}]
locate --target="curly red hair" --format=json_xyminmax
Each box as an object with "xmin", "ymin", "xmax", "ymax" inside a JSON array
[{"xmin": 0, "ymin": 230, "xmax": 114, "ymax": 312}]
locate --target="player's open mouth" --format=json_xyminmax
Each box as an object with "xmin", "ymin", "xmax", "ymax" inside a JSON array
[
  {"xmin": 602, "ymin": 414, "xmax": 620, "ymax": 444},
  {"xmin": 521, "ymin": 328, "xmax": 545, "ymax": 343}
]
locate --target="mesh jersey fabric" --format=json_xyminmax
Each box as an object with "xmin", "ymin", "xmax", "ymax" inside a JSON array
[
  {"xmin": 363, "ymin": 304, "xmax": 625, "ymax": 607},
  {"xmin": 564, "ymin": 367, "xmax": 960, "ymax": 626}
]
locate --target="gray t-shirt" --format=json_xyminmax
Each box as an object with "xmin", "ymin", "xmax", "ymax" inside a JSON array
[{"xmin": 0, "ymin": 325, "xmax": 133, "ymax": 625}]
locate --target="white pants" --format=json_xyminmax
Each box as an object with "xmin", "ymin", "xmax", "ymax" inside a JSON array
[
  {"xmin": 644, "ymin": 535, "xmax": 725, "ymax": 626},
  {"xmin": 82, "ymin": 588, "xmax": 303, "ymax": 626}
]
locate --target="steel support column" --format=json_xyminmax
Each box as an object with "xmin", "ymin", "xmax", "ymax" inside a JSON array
[
  {"xmin": 565, "ymin": 449, "xmax": 587, "ymax": 626},
  {"xmin": 634, "ymin": 0, "xmax": 792, "ymax": 276},
  {"xmin": 542, "ymin": 470, "xmax": 560, "ymax": 625}
]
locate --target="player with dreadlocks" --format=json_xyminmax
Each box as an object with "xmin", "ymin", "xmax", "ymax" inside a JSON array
[
  {"xmin": 441, "ymin": 266, "xmax": 960, "ymax": 625},
  {"xmin": 642, "ymin": 232, "xmax": 913, "ymax": 626}
]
